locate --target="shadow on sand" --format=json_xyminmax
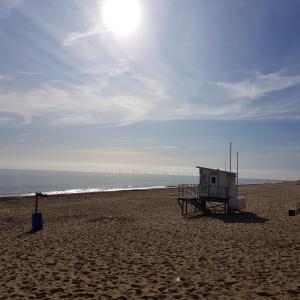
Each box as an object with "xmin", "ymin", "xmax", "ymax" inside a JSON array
[
  {"xmin": 16, "ymin": 229, "xmax": 39, "ymax": 238},
  {"xmin": 187, "ymin": 212, "xmax": 268, "ymax": 224}
]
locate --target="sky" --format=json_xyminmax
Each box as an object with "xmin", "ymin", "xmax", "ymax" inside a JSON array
[{"xmin": 0, "ymin": 0, "xmax": 300, "ymax": 180}]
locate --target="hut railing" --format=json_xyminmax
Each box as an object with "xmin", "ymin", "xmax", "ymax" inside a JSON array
[{"xmin": 178, "ymin": 184, "xmax": 199, "ymax": 200}]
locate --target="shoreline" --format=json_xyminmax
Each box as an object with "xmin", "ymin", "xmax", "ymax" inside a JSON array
[
  {"xmin": 0, "ymin": 185, "xmax": 171, "ymax": 199},
  {"xmin": 0, "ymin": 186, "xmax": 176, "ymax": 202}
]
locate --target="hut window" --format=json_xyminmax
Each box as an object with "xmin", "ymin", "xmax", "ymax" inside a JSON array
[{"xmin": 211, "ymin": 176, "xmax": 216, "ymax": 184}]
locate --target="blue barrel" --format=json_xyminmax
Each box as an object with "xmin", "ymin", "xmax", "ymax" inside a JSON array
[{"xmin": 32, "ymin": 213, "xmax": 43, "ymax": 231}]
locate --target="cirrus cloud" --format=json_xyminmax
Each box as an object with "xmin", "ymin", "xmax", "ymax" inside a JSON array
[
  {"xmin": 216, "ymin": 71, "xmax": 300, "ymax": 100},
  {"xmin": 0, "ymin": 70, "xmax": 300, "ymax": 126}
]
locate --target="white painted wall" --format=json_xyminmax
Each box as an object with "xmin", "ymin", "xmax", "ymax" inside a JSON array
[{"xmin": 199, "ymin": 168, "xmax": 236, "ymax": 198}]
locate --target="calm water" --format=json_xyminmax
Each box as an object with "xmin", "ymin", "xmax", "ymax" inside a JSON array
[{"xmin": 0, "ymin": 169, "xmax": 274, "ymax": 197}]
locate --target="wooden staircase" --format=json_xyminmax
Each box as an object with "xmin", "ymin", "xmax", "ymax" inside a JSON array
[{"xmin": 178, "ymin": 185, "xmax": 206, "ymax": 216}]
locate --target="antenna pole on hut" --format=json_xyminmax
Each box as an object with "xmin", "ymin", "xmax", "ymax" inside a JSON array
[
  {"xmin": 228, "ymin": 142, "xmax": 232, "ymax": 198},
  {"xmin": 224, "ymin": 144, "xmax": 227, "ymax": 172},
  {"xmin": 230, "ymin": 142, "xmax": 232, "ymax": 174},
  {"xmin": 237, "ymin": 152, "xmax": 239, "ymax": 196}
]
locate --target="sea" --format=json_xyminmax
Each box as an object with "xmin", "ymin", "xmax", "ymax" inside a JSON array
[{"xmin": 0, "ymin": 169, "xmax": 274, "ymax": 197}]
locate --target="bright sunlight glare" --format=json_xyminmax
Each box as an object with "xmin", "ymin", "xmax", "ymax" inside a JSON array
[{"xmin": 102, "ymin": 0, "xmax": 141, "ymax": 36}]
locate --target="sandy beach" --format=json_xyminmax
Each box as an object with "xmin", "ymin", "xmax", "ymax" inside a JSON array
[{"xmin": 1, "ymin": 182, "xmax": 300, "ymax": 299}]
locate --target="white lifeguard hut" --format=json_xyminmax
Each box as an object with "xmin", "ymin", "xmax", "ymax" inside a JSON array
[
  {"xmin": 197, "ymin": 167, "xmax": 237, "ymax": 199},
  {"xmin": 178, "ymin": 144, "xmax": 246, "ymax": 216}
]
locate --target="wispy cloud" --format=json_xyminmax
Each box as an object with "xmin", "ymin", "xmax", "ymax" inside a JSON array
[
  {"xmin": 16, "ymin": 70, "xmax": 41, "ymax": 76},
  {"xmin": 1, "ymin": 70, "xmax": 300, "ymax": 125},
  {"xmin": 217, "ymin": 71, "xmax": 300, "ymax": 100},
  {"xmin": 0, "ymin": 74, "xmax": 13, "ymax": 82},
  {"xmin": 0, "ymin": 75, "xmax": 160, "ymax": 125},
  {"xmin": 64, "ymin": 26, "xmax": 104, "ymax": 46}
]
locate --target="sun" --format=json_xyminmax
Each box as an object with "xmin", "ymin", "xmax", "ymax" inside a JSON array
[{"xmin": 102, "ymin": 0, "xmax": 141, "ymax": 36}]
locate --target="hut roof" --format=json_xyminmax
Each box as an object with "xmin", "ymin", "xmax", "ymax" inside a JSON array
[{"xmin": 196, "ymin": 166, "xmax": 236, "ymax": 176}]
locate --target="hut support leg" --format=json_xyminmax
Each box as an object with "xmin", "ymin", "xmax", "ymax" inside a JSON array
[{"xmin": 185, "ymin": 199, "xmax": 188, "ymax": 215}]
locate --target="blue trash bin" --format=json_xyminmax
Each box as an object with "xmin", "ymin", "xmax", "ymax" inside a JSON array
[{"xmin": 32, "ymin": 213, "xmax": 43, "ymax": 231}]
